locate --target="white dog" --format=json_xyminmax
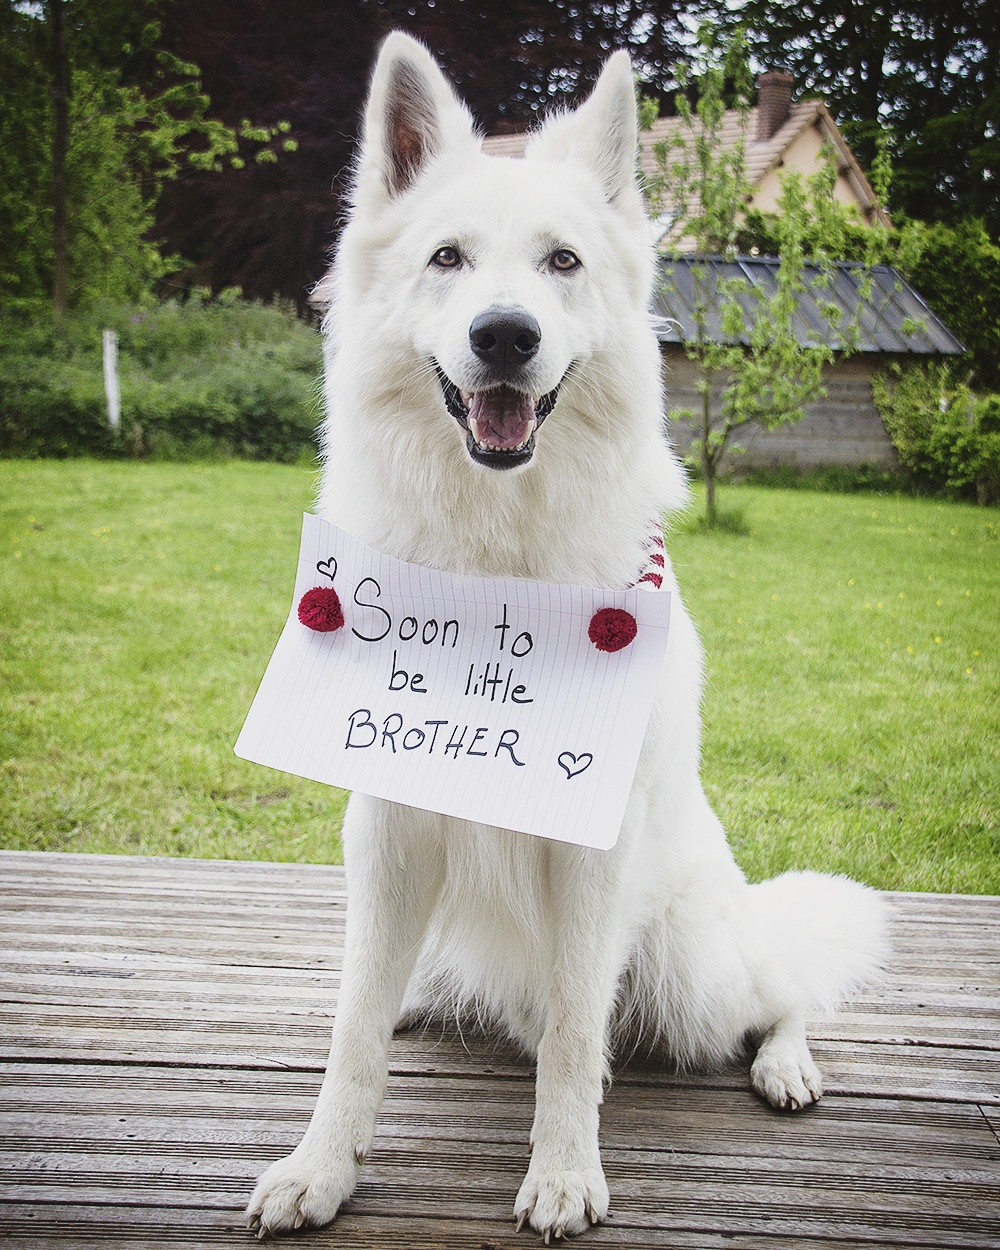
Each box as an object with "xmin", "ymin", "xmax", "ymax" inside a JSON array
[{"xmin": 247, "ymin": 32, "xmax": 886, "ymax": 1241}]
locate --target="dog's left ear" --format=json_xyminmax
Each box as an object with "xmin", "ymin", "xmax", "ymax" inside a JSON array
[
  {"xmin": 355, "ymin": 32, "xmax": 478, "ymax": 209},
  {"xmin": 528, "ymin": 52, "xmax": 643, "ymax": 220}
]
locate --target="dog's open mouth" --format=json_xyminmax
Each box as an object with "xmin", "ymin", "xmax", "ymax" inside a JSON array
[{"xmin": 436, "ymin": 366, "xmax": 559, "ymax": 470}]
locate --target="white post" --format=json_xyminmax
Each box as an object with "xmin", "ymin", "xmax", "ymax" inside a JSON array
[{"xmin": 102, "ymin": 328, "xmax": 121, "ymax": 433}]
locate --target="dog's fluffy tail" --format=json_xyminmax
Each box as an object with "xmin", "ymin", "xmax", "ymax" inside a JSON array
[
  {"xmin": 747, "ymin": 870, "xmax": 889, "ymax": 1019},
  {"xmin": 618, "ymin": 866, "xmax": 888, "ymax": 1069}
]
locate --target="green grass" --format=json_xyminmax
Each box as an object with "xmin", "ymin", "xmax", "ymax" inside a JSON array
[
  {"xmin": 0, "ymin": 460, "xmax": 345, "ymax": 863},
  {"xmin": 668, "ymin": 487, "xmax": 999, "ymax": 893},
  {"xmin": 1, "ymin": 461, "xmax": 997, "ymax": 891}
]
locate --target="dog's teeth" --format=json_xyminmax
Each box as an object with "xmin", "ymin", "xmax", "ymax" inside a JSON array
[{"xmin": 469, "ymin": 418, "xmax": 531, "ymax": 454}]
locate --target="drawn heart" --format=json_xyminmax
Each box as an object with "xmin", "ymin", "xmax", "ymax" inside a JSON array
[
  {"xmin": 558, "ymin": 751, "xmax": 593, "ymax": 780},
  {"xmin": 316, "ymin": 556, "xmax": 338, "ymax": 582}
]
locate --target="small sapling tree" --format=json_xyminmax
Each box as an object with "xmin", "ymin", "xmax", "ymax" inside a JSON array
[{"xmin": 645, "ymin": 28, "xmax": 908, "ymax": 525}]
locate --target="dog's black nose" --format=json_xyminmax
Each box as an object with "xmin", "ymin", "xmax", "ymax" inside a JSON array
[{"xmin": 469, "ymin": 309, "xmax": 541, "ymax": 373}]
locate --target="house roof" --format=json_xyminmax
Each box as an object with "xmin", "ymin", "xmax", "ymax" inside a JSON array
[
  {"xmin": 643, "ymin": 100, "xmax": 888, "ymax": 224},
  {"xmin": 480, "ymin": 132, "xmax": 533, "ymax": 159},
  {"xmin": 482, "ymin": 98, "xmax": 891, "ymax": 229},
  {"xmin": 654, "ymin": 257, "xmax": 964, "ymax": 355},
  {"xmin": 639, "ymin": 100, "xmax": 815, "ymax": 184}
]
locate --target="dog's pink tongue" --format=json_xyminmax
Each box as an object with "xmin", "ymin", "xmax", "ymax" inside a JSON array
[{"xmin": 467, "ymin": 387, "xmax": 536, "ymax": 451}]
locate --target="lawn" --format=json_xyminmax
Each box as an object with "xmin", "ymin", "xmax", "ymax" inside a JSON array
[
  {"xmin": 0, "ymin": 461, "xmax": 346, "ymax": 865},
  {"xmin": 1, "ymin": 460, "xmax": 997, "ymax": 892}
]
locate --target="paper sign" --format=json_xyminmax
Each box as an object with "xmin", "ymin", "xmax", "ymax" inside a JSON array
[{"xmin": 235, "ymin": 515, "xmax": 671, "ymax": 850}]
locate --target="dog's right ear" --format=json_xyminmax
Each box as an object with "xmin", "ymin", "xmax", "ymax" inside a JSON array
[
  {"xmin": 527, "ymin": 52, "xmax": 644, "ymax": 226},
  {"xmin": 355, "ymin": 32, "xmax": 478, "ymax": 208}
]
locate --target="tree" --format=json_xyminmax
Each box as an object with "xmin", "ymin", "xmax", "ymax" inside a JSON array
[
  {"xmin": 705, "ymin": 0, "xmax": 1000, "ymax": 235},
  {"xmin": 646, "ymin": 29, "xmax": 904, "ymax": 524},
  {"xmin": 650, "ymin": 32, "xmax": 830, "ymax": 522},
  {"xmin": 50, "ymin": 0, "xmax": 69, "ymax": 314},
  {"xmin": 907, "ymin": 218, "xmax": 1000, "ymax": 393},
  {"xmin": 377, "ymin": 0, "xmax": 688, "ymax": 129},
  {"xmin": 0, "ymin": 3, "xmax": 53, "ymax": 306},
  {"xmin": 0, "ymin": 0, "xmax": 291, "ymax": 313},
  {"xmin": 153, "ymin": 0, "xmax": 691, "ymax": 304},
  {"xmin": 155, "ymin": 0, "xmax": 378, "ymax": 306}
]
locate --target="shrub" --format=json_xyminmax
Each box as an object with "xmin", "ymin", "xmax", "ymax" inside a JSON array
[
  {"xmin": 906, "ymin": 218, "xmax": 1000, "ymax": 393},
  {"xmin": 0, "ymin": 297, "xmax": 323, "ymax": 461},
  {"xmin": 873, "ymin": 363, "xmax": 1000, "ymax": 505}
]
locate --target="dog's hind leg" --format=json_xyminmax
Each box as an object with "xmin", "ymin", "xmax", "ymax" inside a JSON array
[
  {"xmin": 246, "ymin": 795, "xmax": 443, "ymax": 1237},
  {"xmin": 513, "ymin": 841, "xmax": 631, "ymax": 1242},
  {"xmin": 750, "ymin": 1010, "xmax": 823, "ymax": 1110},
  {"xmin": 744, "ymin": 868, "xmax": 886, "ymax": 1112}
]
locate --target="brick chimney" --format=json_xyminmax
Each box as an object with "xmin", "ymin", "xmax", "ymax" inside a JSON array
[{"xmin": 755, "ymin": 70, "xmax": 795, "ymax": 142}]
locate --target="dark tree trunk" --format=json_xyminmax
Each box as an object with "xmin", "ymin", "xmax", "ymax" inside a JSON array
[
  {"xmin": 50, "ymin": 0, "xmax": 69, "ymax": 316},
  {"xmin": 701, "ymin": 382, "xmax": 718, "ymax": 525}
]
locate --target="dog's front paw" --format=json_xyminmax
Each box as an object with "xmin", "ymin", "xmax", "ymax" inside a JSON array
[
  {"xmin": 246, "ymin": 1145, "xmax": 360, "ymax": 1238},
  {"xmin": 514, "ymin": 1164, "xmax": 609, "ymax": 1242},
  {"xmin": 751, "ymin": 1034, "xmax": 823, "ymax": 1111}
]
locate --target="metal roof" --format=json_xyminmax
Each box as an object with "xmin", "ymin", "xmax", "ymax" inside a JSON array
[{"xmin": 654, "ymin": 256, "xmax": 964, "ymax": 355}]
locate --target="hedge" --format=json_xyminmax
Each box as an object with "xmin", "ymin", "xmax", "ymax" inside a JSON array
[{"xmin": 0, "ymin": 296, "xmax": 323, "ymax": 462}]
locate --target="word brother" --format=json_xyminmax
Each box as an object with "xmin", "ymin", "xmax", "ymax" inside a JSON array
[{"xmin": 345, "ymin": 580, "xmax": 535, "ymax": 766}]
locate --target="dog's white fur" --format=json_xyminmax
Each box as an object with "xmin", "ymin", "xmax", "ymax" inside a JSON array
[{"xmin": 247, "ymin": 33, "xmax": 886, "ymax": 1241}]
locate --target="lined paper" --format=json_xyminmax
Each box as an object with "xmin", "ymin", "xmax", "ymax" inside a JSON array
[{"xmin": 235, "ymin": 515, "xmax": 671, "ymax": 850}]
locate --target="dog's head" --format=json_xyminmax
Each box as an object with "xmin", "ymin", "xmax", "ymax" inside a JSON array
[{"xmin": 335, "ymin": 32, "xmax": 654, "ymax": 474}]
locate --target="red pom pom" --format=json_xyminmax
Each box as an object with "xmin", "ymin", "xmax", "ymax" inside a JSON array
[
  {"xmin": 297, "ymin": 585, "xmax": 344, "ymax": 633},
  {"xmin": 588, "ymin": 607, "xmax": 637, "ymax": 653}
]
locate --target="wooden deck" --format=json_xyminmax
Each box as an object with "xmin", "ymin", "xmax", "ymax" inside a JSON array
[{"xmin": 0, "ymin": 850, "xmax": 997, "ymax": 1249}]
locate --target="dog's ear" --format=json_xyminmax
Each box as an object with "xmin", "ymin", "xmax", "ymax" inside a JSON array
[
  {"xmin": 356, "ymin": 32, "xmax": 478, "ymax": 206},
  {"xmin": 528, "ymin": 52, "xmax": 643, "ymax": 219}
]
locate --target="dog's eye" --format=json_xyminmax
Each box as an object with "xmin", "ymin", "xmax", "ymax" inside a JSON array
[
  {"xmin": 430, "ymin": 246, "xmax": 462, "ymax": 269},
  {"xmin": 550, "ymin": 249, "xmax": 581, "ymax": 272}
]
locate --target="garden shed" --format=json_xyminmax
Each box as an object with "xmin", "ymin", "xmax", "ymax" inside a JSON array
[{"xmin": 655, "ymin": 256, "xmax": 965, "ymax": 468}]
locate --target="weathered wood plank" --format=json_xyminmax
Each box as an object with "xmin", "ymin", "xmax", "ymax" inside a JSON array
[
  {"xmin": 2, "ymin": 852, "xmax": 995, "ymax": 919},
  {"xmin": 1, "ymin": 1111, "xmax": 998, "ymax": 1229},
  {"xmin": 3, "ymin": 1065, "xmax": 998, "ymax": 1167},
  {"xmin": 0, "ymin": 851, "xmax": 998, "ymax": 1249},
  {"xmin": 3, "ymin": 1009, "xmax": 998, "ymax": 1102},
  {"xmin": 0, "ymin": 1202, "xmax": 967, "ymax": 1250},
  {"xmin": 1, "ymin": 1142, "xmax": 997, "ymax": 1247}
]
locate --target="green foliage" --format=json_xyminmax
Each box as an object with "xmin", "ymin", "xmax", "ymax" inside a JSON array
[
  {"xmin": 708, "ymin": 0, "xmax": 1000, "ymax": 235},
  {"xmin": 737, "ymin": 147, "xmax": 926, "ymax": 278},
  {"xmin": 906, "ymin": 218, "xmax": 1000, "ymax": 392},
  {"xmin": 0, "ymin": 1, "xmax": 292, "ymax": 309},
  {"xmin": 873, "ymin": 363, "xmax": 1000, "ymax": 505},
  {"xmin": 0, "ymin": 6, "xmax": 52, "ymax": 303},
  {"xmin": 646, "ymin": 26, "xmax": 754, "ymax": 256},
  {"xmin": 60, "ymin": 65, "xmax": 166, "ymax": 305},
  {"xmin": 0, "ymin": 298, "xmax": 323, "ymax": 462}
]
